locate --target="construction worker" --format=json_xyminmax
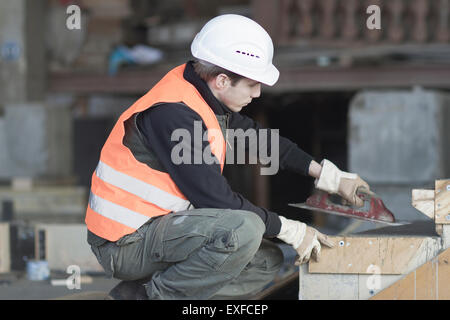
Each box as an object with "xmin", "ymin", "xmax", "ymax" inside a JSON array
[{"xmin": 85, "ymin": 14, "xmax": 370, "ymax": 300}]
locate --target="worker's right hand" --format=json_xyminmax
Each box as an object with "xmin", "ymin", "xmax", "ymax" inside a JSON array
[
  {"xmin": 276, "ymin": 216, "xmax": 334, "ymax": 265},
  {"xmin": 315, "ymin": 159, "xmax": 370, "ymax": 207},
  {"xmin": 337, "ymin": 175, "xmax": 371, "ymax": 207}
]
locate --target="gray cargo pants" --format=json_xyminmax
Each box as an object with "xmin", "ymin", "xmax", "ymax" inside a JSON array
[{"xmin": 90, "ymin": 208, "xmax": 284, "ymax": 300}]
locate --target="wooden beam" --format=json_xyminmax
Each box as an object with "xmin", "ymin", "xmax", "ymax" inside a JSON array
[
  {"xmin": 309, "ymin": 236, "xmax": 440, "ymax": 275},
  {"xmin": 371, "ymin": 247, "xmax": 450, "ymax": 300},
  {"xmin": 435, "ymin": 179, "xmax": 450, "ymax": 224},
  {"xmin": 412, "ymin": 189, "xmax": 435, "ymax": 219},
  {"xmin": 49, "ymin": 65, "xmax": 450, "ymax": 94},
  {"xmin": 272, "ymin": 65, "xmax": 450, "ymax": 93}
]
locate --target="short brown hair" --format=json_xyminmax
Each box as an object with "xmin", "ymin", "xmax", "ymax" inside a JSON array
[{"xmin": 193, "ymin": 60, "xmax": 244, "ymax": 86}]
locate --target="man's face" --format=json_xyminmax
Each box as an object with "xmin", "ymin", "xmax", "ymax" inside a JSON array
[{"xmin": 216, "ymin": 77, "xmax": 261, "ymax": 113}]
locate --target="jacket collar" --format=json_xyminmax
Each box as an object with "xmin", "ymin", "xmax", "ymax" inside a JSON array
[{"xmin": 183, "ymin": 61, "xmax": 232, "ymax": 115}]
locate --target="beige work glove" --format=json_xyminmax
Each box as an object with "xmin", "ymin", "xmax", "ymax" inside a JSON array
[
  {"xmin": 315, "ymin": 159, "xmax": 370, "ymax": 207},
  {"xmin": 277, "ymin": 216, "xmax": 335, "ymax": 265}
]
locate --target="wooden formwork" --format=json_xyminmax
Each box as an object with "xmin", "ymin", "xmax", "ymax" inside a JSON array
[{"xmin": 299, "ymin": 179, "xmax": 450, "ymax": 300}]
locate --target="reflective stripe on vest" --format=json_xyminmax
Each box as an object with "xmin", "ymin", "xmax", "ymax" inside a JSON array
[
  {"xmin": 89, "ymin": 192, "xmax": 150, "ymax": 230},
  {"xmin": 85, "ymin": 63, "xmax": 226, "ymax": 242},
  {"xmin": 95, "ymin": 161, "xmax": 191, "ymax": 212}
]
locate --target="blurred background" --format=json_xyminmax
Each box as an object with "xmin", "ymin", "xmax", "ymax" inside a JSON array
[{"xmin": 0, "ymin": 0, "xmax": 449, "ymax": 299}]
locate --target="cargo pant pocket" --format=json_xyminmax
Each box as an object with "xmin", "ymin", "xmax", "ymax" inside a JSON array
[
  {"xmin": 115, "ymin": 229, "xmax": 145, "ymax": 246},
  {"xmin": 115, "ymin": 219, "xmax": 154, "ymax": 247},
  {"xmin": 197, "ymin": 227, "xmax": 239, "ymax": 272},
  {"xmin": 160, "ymin": 233, "xmax": 207, "ymax": 262},
  {"xmin": 90, "ymin": 243, "xmax": 117, "ymax": 278},
  {"xmin": 150, "ymin": 210, "xmax": 221, "ymax": 263}
]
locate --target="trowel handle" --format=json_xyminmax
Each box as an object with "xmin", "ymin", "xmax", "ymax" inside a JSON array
[{"xmin": 356, "ymin": 186, "xmax": 374, "ymax": 199}]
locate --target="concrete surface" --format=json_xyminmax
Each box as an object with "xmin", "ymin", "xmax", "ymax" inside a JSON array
[
  {"xmin": 0, "ymin": 272, "xmax": 119, "ymax": 300},
  {"xmin": 0, "ymin": 244, "xmax": 298, "ymax": 300},
  {"xmin": 0, "ymin": 103, "xmax": 73, "ymax": 178},
  {"xmin": 348, "ymin": 88, "xmax": 450, "ymax": 184}
]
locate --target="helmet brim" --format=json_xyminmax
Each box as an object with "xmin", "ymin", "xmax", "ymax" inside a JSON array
[{"xmin": 252, "ymin": 63, "xmax": 279, "ymax": 87}]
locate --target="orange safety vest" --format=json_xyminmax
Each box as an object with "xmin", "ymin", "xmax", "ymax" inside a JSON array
[{"xmin": 85, "ymin": 64, "xmax": 227, "ymax": 241}]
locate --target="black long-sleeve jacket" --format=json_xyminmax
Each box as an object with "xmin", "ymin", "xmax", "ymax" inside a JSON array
[{"xmin": 132, "ymin": 61, "xmax": 314, "ymax": 238}]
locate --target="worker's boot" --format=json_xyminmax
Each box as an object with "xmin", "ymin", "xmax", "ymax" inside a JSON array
[{"xmin": 106, "ymin": 279, "xmax": 149, "ymax": 300}]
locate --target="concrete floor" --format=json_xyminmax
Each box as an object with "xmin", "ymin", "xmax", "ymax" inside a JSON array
[
  {"xmin": 0, "ymin": 272, "xmax": 120, "ymax": 300},
  {"xmin": 0, "ymin": 244, "xmax": 298, "ymax": 300}
]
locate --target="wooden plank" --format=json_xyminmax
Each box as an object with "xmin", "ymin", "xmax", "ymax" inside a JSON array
[
  {"xmin": 441, "ymin": 224, "xmax": 450, "ymax": 251},
  {"xmin": 415, "ymin": 257, "xmax": 438, "ymax": 299},
  {"xmin": 0, "ymin": 223, "xmax": 10, "ymax": 273},
  {"xmin": 309, "ymin": 236, "xmax": 438, "ymax": 275},
  {"xmin": 370, "ymin": 271, "xmax": 416, "ymax": 300},
  {"xmin": 412, "ymin": 189, "xmax": 435, "ymax": 219},
  {"xmin": 438, "ymin": 247, "xmax": 450, "ymax": 299},
  {"xmin": 358, "ymin": 273, "xmax": 403, "ymax": 299},
  {"xmin": 435, "ymin": 179, "xmax": 450, "ymax": 224},
  {"xmin": 372, "ymin": 247, "xmax": 450, "ymax": 300},
  {"xmin": 412, "ymin": 189, "xmax": 435, "ymax": 201},
  {"xmin": 49, "ymin": 65, "xmax": 450, "ymax": 94}
]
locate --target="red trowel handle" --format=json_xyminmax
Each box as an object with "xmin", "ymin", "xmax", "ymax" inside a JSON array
[{"xmin": 356, "ymin": 186, "xmax": 374, "ymax": 201}]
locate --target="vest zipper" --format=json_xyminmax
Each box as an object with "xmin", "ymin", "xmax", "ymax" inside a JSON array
[{"xmin": 225, "ymin": 113, "xmax": 232, "ymax": 150}]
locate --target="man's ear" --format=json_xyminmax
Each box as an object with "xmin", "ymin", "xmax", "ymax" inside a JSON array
[{"xmin": 214, "ymin": 73, "xmax": 230, "ymax": 90}]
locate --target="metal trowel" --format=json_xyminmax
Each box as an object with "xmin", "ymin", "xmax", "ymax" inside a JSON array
[{"xmin": 289, "ymin": 188, "xmax": 410, "ymax": 226}]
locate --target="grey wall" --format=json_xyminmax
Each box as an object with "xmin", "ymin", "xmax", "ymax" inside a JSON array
[
  {"xmin": 0, "ymin": 103, "xmax": 72, "ymax": 178},
  {"xmin": 349, "ymin": 88, "xmax": 450, "ymax": 185}
]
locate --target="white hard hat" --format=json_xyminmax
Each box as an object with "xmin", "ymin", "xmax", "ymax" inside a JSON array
[{"xmin": 191, "ymin": 14, "xmax": 279, "ymax": 86}]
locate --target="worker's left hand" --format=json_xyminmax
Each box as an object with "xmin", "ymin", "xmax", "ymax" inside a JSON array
[
  {"xmin": 276, "ymin": 216, "xmax": 335, "ymax": 265},
  {"xmin": 293, "ymin": 224, "xmax": 335, "ymax": 265},
  {"xmin": 315, "ymin": 159, "xmax": 370, "ymax": 207}
]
